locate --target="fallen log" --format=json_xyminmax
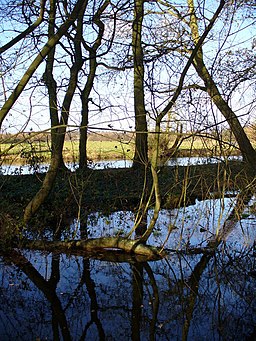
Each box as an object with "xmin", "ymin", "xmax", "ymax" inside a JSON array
[{"xmin": 21, "ymin": 236, "xmax": 165, "ymax": 261}]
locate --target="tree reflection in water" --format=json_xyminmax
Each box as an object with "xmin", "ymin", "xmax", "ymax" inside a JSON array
[{"xmin": 0, "ymin": 243, "xmax": 255, "ymax": 340}]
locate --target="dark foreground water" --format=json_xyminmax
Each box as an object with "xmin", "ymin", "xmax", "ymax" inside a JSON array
[{"xmin": 0, "ymin": 197, "xmax": 255, "ymax": 340}]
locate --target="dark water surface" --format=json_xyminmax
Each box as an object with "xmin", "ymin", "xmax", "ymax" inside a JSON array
[{"xmin": 0, "ymin": 197, "xmax": 256, "ymax": 340}]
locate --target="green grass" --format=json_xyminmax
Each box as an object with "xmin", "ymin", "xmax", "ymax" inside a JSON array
[
  {"xmin": 62, "ymin": 140, "xmax": 134, "ymax": 161},
  {"xmin": 0, "ymin": 139, "xmax": 135, "ymax": 163}
]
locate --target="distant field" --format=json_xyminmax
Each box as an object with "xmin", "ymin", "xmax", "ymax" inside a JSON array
[{"xmin": 0, "ymin": 131, "xmax": 242, "ymax": 164}]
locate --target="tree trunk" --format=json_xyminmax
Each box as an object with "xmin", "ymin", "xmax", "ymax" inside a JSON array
[
  {"xmin": 194, "ymin": 57, "xmax": 256, "ymax": 166},
  {"xmin": 132, "ymin": 0, "xmax": 148, "ymax": 169},
  {"xmin": 43, "ymin": 0, "xmax": 66, "ymax": 170},
  {"xmin": 23, "ymin": 152, "xmax": 61, "ymax": 223},
  {"xmin": 79, "ymin": 55, "xmax": 96, "ymax": 169}
]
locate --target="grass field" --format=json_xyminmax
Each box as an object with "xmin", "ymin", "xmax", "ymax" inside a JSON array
[
  {"xmin": 0, "ymin": 131, "xmax": 242, "ymax": 165},
  {"xmin": 0, "ymin": 139, "xmax": 135, "ymax": 163}
]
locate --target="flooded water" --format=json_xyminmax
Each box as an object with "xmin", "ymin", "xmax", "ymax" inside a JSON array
[{"xmin": 0, "ymin": 197, "xmax": 255, "ymax": 340}]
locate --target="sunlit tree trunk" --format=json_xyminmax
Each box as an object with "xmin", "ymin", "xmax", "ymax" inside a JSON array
[
  {"xmin": 188, "ymin": 0, "xmax": 256, "ymax": 168},
  {"xmin": 79, "ymin": 56, "xmax": 94, "ymax": 169},
  {"xmin": 21, "ymin": 237, "xmax": 163, "ymax": 259},
  {"xmin": 132, "ymin": 0, "xmax": 148, "ymax": 169}
]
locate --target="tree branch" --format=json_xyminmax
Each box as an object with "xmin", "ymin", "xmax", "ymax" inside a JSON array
[{"xmin": 0, "ymin": 0, "xmax": 47, "ymax": 54}]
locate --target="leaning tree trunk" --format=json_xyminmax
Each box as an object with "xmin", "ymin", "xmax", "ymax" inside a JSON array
[
  {"xmin": 193, "ymin": 57, "xmax": 256, "ymax": 167},
  {"xmin": 187, "ymin": 0, "xmax": 256, "ymax": 168},
  {"xmin": 23, "ymin": 151, "xmax": 61, "ymax": 223}
]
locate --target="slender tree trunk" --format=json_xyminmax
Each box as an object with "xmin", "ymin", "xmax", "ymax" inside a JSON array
[
  {"xmin": 79, "ymin": 55, "xmax": 96, "ymax": 169},
  {"xmin": 79, "ymin": 108, "xmax": 89, "ymax": 169},
  {"xmin": 132, "ymin": 0, "xmax": 148, "ymax": 169},
  {"xmin": 140, "ymin": 123, "xmax": 161, "ymax": 243}
]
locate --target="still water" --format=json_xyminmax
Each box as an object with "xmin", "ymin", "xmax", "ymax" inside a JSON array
[{"xmin": 0, "ymin": 197, "xmax": 255, "ymax": 340}]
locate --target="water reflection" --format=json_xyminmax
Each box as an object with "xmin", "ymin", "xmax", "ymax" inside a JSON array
[{"xmin": 0, "ymin": 243, "xmax": 255, "ymax": 340}]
